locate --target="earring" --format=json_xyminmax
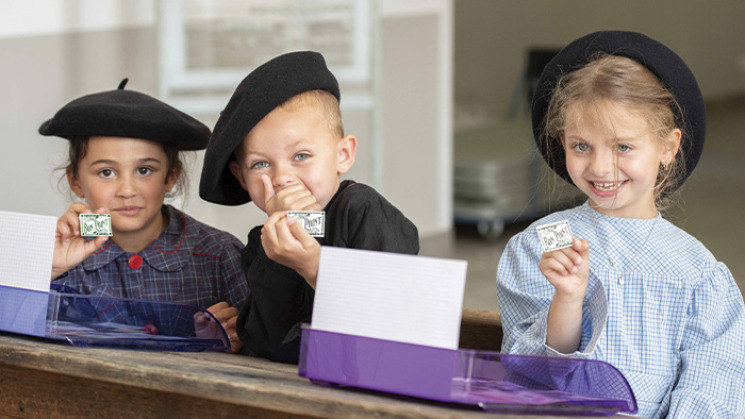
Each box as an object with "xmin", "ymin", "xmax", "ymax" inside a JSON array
[{"xmin": 661, "ymin": 161, "xmax": 669, "ymax": 171}]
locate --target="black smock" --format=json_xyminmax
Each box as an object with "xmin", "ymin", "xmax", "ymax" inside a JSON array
[{"xmin": 236, "ymin": 180, "xmax": 420, "ymax": 363}]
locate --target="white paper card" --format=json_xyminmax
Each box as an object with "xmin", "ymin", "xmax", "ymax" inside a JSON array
[
  {"xmin": 311, "ymin": 247, "xmax": 467, "ymax": 350},
  {"xmin": 0, "ymin": 210, "xmax": 56, "ymax": 336}
]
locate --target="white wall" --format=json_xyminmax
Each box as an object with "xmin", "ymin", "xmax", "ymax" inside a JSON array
[{"xmin": 0, "ymin": 1, "xmax": 154, "ymax": 39}]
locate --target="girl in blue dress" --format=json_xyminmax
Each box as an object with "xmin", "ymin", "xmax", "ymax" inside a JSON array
[
  {"xmin": 497, "ymin": 31, "xmax": 745, "ymax": 418},
  {"xmin": 40, "ymin": 80, "xmax": 249, "ymax": 351}
]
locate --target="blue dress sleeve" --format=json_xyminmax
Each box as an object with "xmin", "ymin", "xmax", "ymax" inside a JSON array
[
  {"xmin": 496, "ymin": 230, "xmax": 607, "ymax": 358},
  {"xmin": 664, "ymin": 261, "xmax": 745, "ymax": 418}
]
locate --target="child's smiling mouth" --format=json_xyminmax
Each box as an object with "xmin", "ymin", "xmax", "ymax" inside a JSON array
[
  {"xmin": 591, "ymin": 181, "xmax": 626, "ymax": 191},
  {"xmin": 588, "ymin": 180, "xmax": 628, "ymax": 198}
]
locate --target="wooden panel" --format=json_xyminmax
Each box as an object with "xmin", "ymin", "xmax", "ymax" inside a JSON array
[{"xmin": 459, "ymin": 308, "xmax": 503, "ymax": 351}]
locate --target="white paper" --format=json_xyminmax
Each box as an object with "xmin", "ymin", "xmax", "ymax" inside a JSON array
[
  {"xmin": 311, "ymin": 247, "xmax": 467, "ymax": 350},
  {"xmin": 0, "ymin": 210, "xmax": 56, "ymax": 336},
  {"xmin": 0, "ymin": 210, "xmax": 56, "ymax": 291}
]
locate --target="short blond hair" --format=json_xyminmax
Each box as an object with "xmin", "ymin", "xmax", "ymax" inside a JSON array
[{"xmin": 280, "ymin": 89, "xmax": 344, "ymax": 138}]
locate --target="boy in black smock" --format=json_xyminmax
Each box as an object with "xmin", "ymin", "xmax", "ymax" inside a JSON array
[{"xmin": 199, "ymin": 51, "xmax": 419, "ymax": 363}]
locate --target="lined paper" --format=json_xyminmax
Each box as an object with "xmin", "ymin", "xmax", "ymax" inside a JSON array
[
  {"xmin": 0, "ymin": 210, "xmax": 56, "ymax": 336},
  {"xmin": 311, "ymin": 247, "xmax": 467, "ymax": 350}
]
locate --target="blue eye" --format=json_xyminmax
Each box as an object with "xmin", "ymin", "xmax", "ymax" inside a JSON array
[
  {"xmin": 294, "ymin": 153, "xmax": 310, "ymax": 161},
  {"xmin": 617, "ymin": 144, "xmax": 631, "ymax": 153},
  {"xmin": 575, "ymin": 143, "xmax": 589, "ymax": 152},
  {"xmin": 251, "ymin": 161, "xmax": 269, "ymax": 169}
]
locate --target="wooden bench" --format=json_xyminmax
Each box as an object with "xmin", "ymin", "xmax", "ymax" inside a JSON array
[{"xmin": 459, "ymin": 308, "xmax": 503, "ymax": 351}]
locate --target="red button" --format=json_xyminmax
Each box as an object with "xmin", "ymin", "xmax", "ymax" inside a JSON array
[{"xmin": 128, "ymin": 254, "xmax": 143, "ymax": 270}]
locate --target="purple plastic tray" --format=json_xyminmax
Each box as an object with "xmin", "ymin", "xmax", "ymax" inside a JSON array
[{"xmin": 299, "ymin": 328, "xmax": 636, "ymax": 416}]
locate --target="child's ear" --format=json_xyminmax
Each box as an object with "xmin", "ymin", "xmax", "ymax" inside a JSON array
[
  {"xmin": 336, "ymin": 134, "xmax": 357, "ymax": 175},
  {"xmin": 66, "ymin": 168, "xmax": 85, "ymax": 198},
  {"xmin": 165, "ymin": 165, "xmax": 182, "ymax": 192},
  {"xmin": 228, "ymin": 160, "xmax": 249, "ymax": 191},
  {"xmin": 661, "ymin": 128, "xmax": 682, "ymax": 166}
]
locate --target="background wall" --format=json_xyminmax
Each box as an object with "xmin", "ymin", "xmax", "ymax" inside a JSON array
[{"xmin": 454, "ymin": 0, "xmax": 745, "ymax": 120}]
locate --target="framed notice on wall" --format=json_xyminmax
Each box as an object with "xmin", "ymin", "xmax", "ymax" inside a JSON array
[{"xmin": 157, "ymin": 0, "xmax": 372, "ymax": 115}]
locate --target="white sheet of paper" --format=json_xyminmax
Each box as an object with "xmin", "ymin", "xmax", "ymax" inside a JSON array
[
  {"xmin": 0, "ymin": 210, "xmax": 56, "ymax": 336},
  {"xmin": 0, "ymin": 210, "xmax": 56, "ymax": 291},
  {"xmin": 311, "ymin": 247, "xmax": 467, "ymax": 350}
]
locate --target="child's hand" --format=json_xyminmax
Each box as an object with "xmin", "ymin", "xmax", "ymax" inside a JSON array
[
  {"xmin": 262, "ymin": 174, "xmax": 322, "ymax": 215},
  {"xmin": 261, "ymin": 211, "xmax": 321, "ymax": 289},
  {"xmin": 51, "ymin": 203, "xmax": 109, "ymax": 280},
  {"xmin": 538, "ymin": 238, "xmax": 590, "ymax": 301},
  {"xmin": 540, "ymin": 238, "xmax": 590, "ymax": 354},
  {"xmin": 194, "ymin": 301, "xmax": 242, "ymax": 354}
]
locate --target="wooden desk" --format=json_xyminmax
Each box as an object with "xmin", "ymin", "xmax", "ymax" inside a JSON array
[{"xmin": 0, "ymin": 310, "xmax": 627, "ymax": 419}]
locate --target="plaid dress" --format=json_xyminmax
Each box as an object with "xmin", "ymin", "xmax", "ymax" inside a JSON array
[
  {"xmin": 54, "ymin": 205, "xmax": 249, "ymax": 314},
  {"xmin": 497, "ymin": 202, "xmax": 745, "ymax": 418}
]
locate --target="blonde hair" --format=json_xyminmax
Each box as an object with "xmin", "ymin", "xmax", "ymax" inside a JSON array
[
  {"xmin": 280, "ymin": 89, "xmax": 344, "ymax": 138},
  {"xmin": 542, "ymin": 53, "xmax": 686, "ymax": 210}
]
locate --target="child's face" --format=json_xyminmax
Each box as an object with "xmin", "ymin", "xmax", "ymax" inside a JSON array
[
  {"xmin": 561, "ymin": 101, "xmax": 680, "ymax": 219},
  {"xmin": 229, "ymin": 101, "xmax": 356, "ymax": 213},
  {"xmin": 68, "ymin": 136, "xmax": 177, "ymax": 240}
]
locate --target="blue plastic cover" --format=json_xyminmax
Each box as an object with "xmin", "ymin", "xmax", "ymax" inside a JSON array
[{"xmin": 46, "ymin": 284, "xmax": 229, "ymax": 352}]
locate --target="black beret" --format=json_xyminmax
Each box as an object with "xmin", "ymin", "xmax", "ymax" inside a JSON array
[
  {"xmin": 39, "ymin": 79, "xmax": 210, "ymax": 150},
  {"xmin": 199, "ymin": 51, "xmax": 340, "ymax": 205},
  {"xmin": 531, "ymin": 30, "xmax": 705, "ymax": 190}
]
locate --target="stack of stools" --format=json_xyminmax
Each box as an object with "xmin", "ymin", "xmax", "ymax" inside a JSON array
[{"xmin": 453, "ymin": 119, "xmax": 580, "ymax": 239}]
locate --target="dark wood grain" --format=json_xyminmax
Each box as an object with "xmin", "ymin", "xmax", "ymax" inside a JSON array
[{"xmin": 459, "ymin": 308, "xmax": 503, "ymax": 351}]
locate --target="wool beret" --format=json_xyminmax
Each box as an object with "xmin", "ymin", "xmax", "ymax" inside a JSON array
[
  {"xmin": 531, "ymin": 30, "xmax": 705, "ymax": 190},
  {"xmin": 199, "ymin": 51, "xmax": 340, "ymax": 205},
  {"xmin": 39, "ymin": 79, "xmax": 210, "ymax": 150}
]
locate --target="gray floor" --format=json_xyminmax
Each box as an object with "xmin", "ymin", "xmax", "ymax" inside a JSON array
[{"xmin": 421, "ymin": 98, "xmax": 745, "ymax": 311}]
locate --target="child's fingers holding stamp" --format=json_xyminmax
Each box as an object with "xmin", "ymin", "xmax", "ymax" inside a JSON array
[
  {"xmin": 287, "ymin": 211, "xmax": 325, "ymax": 237},
  {"xmin": 58, "ymin": 203, "xmax": 91, "ymax": 238},
  {"xmin": 79, "ymin": 213, "xmax": 113, "ymax": 237},
  {"xmin": 536, "ymin": 220, "xmax": 574, "ymax": 253}
]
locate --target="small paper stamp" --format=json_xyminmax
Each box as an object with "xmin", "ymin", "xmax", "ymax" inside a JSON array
[
  {"xmin": 287, "ymin": 211, "xmax": 325, "ymax": 237},
  {"xmin": 79, "ymin": 213, "xmax": 113, "ymax": 237},
  {"xmin": 536, "ymin": 220, "xmax": 573, "ymax": 252}
]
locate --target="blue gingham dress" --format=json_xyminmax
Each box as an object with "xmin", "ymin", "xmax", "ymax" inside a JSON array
[{"xmin": 497, "ymin": 202, "xmax": 745, "ymax": 418}]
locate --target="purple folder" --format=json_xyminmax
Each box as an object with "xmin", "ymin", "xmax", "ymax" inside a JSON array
[{"xmin": 299, "ymin": 328, "xmax": 637, "ymax": 416}]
